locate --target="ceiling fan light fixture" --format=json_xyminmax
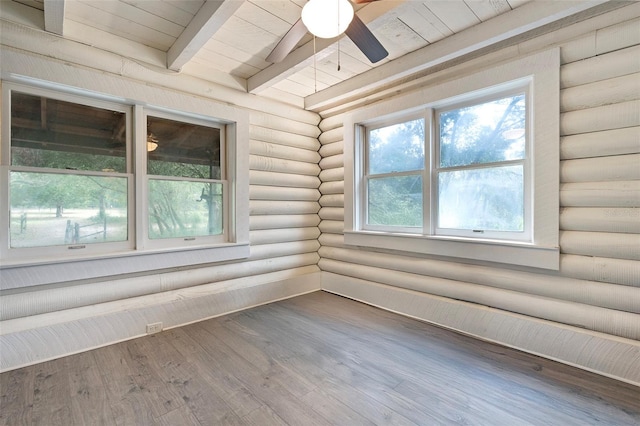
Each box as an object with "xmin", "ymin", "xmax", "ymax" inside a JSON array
[{"xmin": 301, "ymin": 0, "xmax": 354, "ymax": 39}]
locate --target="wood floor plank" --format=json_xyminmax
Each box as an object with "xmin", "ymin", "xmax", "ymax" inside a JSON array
[{"xmin": 1, "ymin": 291, "xmax": 638, "ymax": 425}]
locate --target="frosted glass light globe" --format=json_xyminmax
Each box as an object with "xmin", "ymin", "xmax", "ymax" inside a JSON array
[{"xmin": 301, "ymin": 0, "xmax": 354, "ymax": 39}]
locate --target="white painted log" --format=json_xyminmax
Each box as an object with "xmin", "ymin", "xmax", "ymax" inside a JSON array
[
  {"xmin": 250, "ymin": 200, "xmax": 320, "ymax": 215},
  {"xmin": 318, "ymin": 247, "xmax": 640, "ymax": 313},
  {"xmin": 250, "ymin": 112, "xmax": 321, "ymax": 136},
  {"xmin": 560, "ymin": 181, "xmax": 640, "ymax": 207},
  {"xmin": 319, "ymin": 127, "xmax": 343, "ymax": 145},
  {"xmin": 560, "ymin": 127, "xmax": 640, "ymax": 160},
  {"xmin": 250, "ymin": 126, "xmax": 320, "ymax": 151},
  {"xmin": 560, "ymin": 154, "xmax": 640, "ymax": 183},
  {"xmin": 560, "ymin": 254, "xmax": 640, "ymax": 288},
  {"xmin": 560, "ymin": 230, "xmax": 640, "ymax": 260},
  {"xmin": 319, "ymin": 114, "xmax": 344, "ymax": 132},
  {"xmin": 250, "ymin": 228, "xmax": 321, "ymax": 245},
  {"xmin": 250, "ymin": 214, "xmax": 320, "ymax": 230},
  {"xmin": 561, "ymin": 44, "xmax": 640, "ymax": 88},
  {"xmin": 560, "ymin": 207, "xmax": 640, "ymax": 233},
  {"xmin": 249, "ymin": 240, "xmax": 320, "ymax": 260},
  {"xmin": 0, "ymin": 255, "xmax": 320, "ymax": 321},
  {"xmin": 319, "ymin": 181, "xmax": 344, "ymax": 195},
  {"xmin": 560, "ymin": 73, "xmax": 640, "ymax": 112},
  {"xmin": 319, "ymin": 233, "xmax": 345, "ymax": 249},
  {"xmin": 250, "ymin": 170, "xmax": 319, "ymax": 189},
  {"xmin": 319, "ymin": 207, "xmax": 344, "ymax": 221},
  {"xmin": 319, "ymin": 154, "xmax": 344, "ymax": 170},
  {"xmin": 319, "ymin": 141, "xmax": 344, "ymax": 158},
  {"xmin": 595, "ymin": 16, "xmax": 640, "ymax": 56},
  {"xmin": 319, "ymin": 167, "xmax": 345, "ymax": 183},
  {"xmin": 560, "ymin": 100, "xmax": 640, "ymax": 135},
  {"xmin": 558, "ymin": 33, "xmax": 597, "ymax": 65},
  {"xmin": 249, "ymin": 155, "xmax": 320, "ymax": 176},
  {"xmin": 318, "ymin": 220, "xmax": 344, "ymax": 234},
  {"xmin": 250, "ymin": 140, "xmax": 321, "ymax": 164},
  {"xmin": 319, "ymin": 258, "xmax": 640, "ymax": 340},
  {"xmin": 319, "ymin": 194, "xmax": 344, "ymax": 207},
  {"xmin": 249, "ymin": 185, "xmax": 320, "ymax": 201}
]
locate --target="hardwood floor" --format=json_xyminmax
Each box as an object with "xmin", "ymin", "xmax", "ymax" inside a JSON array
[{"xmin": 1, "ymin": 290, "xmax": 639, "ymax": 425}]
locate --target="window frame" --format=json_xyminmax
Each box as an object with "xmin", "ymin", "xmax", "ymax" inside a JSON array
[
  {"xmin": 0, "ymin": 77, "xmax": 249, "ymax": 285},
  {"xmin": 344, "ymin": 48, "xmax": 560, "ymax": 270}
]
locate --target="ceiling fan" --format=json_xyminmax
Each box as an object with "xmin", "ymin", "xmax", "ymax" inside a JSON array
[{"xmin": 266, "ymin": 0, "xmax": 388, "ymax": 64}]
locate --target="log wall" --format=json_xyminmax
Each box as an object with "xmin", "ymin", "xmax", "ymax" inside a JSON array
[{"xmin": 317, "ymin": 8, "xmax": 640, "ymax": 385}]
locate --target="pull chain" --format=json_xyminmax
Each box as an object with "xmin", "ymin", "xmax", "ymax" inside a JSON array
[{"xmin": 313, "ymin": 35, "xmax": 317, "ymax": 93}]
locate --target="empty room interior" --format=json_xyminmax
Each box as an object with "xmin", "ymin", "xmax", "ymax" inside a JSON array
[{"xmin": 0, "ymin": 0, "xmax": 639, "ymax": 424}]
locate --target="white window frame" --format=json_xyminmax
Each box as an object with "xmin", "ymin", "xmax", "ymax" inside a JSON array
[
  {"xmin": 344, "ymin": 49, "xmax": 560, "ymax": 270},
  {"xmin": 0, "ymin": 76, "xmax": 249, "ymax": 288}
]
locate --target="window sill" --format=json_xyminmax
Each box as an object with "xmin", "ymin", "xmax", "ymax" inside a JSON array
[
  {"xmin": 0, "ymin": 243, "xmax": 250, "ymax": 290},
  {"xmin": 344, "ymin": 230, "xmax": 559, "ymax": 270}
]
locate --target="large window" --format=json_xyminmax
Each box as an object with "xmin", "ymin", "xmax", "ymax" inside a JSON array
[
  {"xmin": 345, "ymin": 49, "xmax": 560, "ymax": 269},
  {"xmin": 1, "ymin": 81, "xmax": 248, "ymax": 270}
]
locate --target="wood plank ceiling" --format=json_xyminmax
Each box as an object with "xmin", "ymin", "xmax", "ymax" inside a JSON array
[{"xmin": 5, "ymin": 0, "xmax": 617, "ymax": 110}]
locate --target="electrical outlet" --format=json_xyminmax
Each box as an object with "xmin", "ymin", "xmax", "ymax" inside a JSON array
[{"xmin": 146, "ymin": 322, "xmax": 163, "ymax": 334}]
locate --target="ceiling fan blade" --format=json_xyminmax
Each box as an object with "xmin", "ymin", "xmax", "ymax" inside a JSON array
[
  {"xmin": 345, "ymin": 14, "xmax": 388, "ymax": 63},
  {"xmin": 266, "ymin": 18, "xmax": 308, "ymax": 63}
]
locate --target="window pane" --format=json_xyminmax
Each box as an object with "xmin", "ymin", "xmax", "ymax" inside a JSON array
[
  {"xmin": 438, "ymin": 165, "xmax": 524, "ymax": 232},
  {"xmin": 11, "ymin": 92, "xmax": 127, "ymax": 173},
  {"xmin": 148, "ymin": 179, "xmax": 222, "ymax": 239},
  {"xmin": 439, "ymin": 94, "xmax": 525, "ymax": 168},
  {"xmin": 147, "ymin": 116, "xmax": 221, "ymax": 180},
  {"xmin": 368, "ymin": 175, "xmax": 422, "ymax": 227},
  {"xmin": 368, "ymin": 119, "xmax": 424, "ymax": 174},
  {"xmin": 10, "ymin": 172, "xmax": 128, "ymax": 248}
]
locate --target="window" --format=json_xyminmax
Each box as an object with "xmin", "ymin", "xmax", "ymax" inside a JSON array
[
  {"xmin": 1, "ymin": 80, "xmax": 249, "ymax": 275},
  {"xmin": 345, "ymin": 49, "xmax": 560, "ymax": 269}
]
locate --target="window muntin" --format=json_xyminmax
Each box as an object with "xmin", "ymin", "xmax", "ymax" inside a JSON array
[
  {"xmin": 145, "ymin": 113, "xmax": 227, "ymax": 244},
  {"xmin": 6, "ymin": 89, "xmax": 132, "ymax": 252}
]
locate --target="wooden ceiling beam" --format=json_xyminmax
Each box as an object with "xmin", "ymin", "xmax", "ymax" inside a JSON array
[
  {"xmin": 304, "ymin": 0, "xmax": 613, "ymax": 111},
  {"xmin": 247, "ymin": 0, "xmax": 405, "ymax": 95},
  {"xmin": 167, "ymin": 0, "xmax": 246, "ymax": 71},
  {"xmin": 44, "ymin": 0, "xmax": 66, "ymax": 36}
]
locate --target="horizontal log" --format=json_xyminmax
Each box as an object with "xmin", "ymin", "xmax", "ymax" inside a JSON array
[
  {"xmin": 319, "ymin": 167, "xmax": 344, "ymax": 183},
  {"xmin": 318, "ymin": 233, "xmax": 345, "ymax": 248},
  {"xmin": 250, "ymin": 113, "xmax": 320, "ymax": 137},
  {"xmin": 250, "ymin": 185, "xmax": 320, "ymax": 201},
  {"xmin": 249, "ymin": 240, "xmax": 320, "ymax": 260},
  {"xmin": 560, "ymin": 207, "xmax": 640, "ymax": 233},
  {"xmin": 560, "ymin": 230, "xmax": 640, "ymax": 260},
  {"xmin": 249, "ymin": 155, "xmax": 320, "ymax": 176},
  {"xmin": 319, "ymin": 141, "xmax": 344, "ymax": 158},
  {"xmin": 250, "ymin": 227, "xmax": 321, "ymax": 245},
  {"xmin": 318, "ymin": 207, "xmax": 344, "ymax": 221},
  {"xmin": 250, "ymin": 200, "xmax": 320, "ymax": 215},
  {"xmin": 250, "ymin": 140, "xmax": 321, "ymax": 163},
  {"xmin": 561, "ymin": 44, "xmax": 640, "ymax": 88},
  {"xmin": 560, "ymin": 100, "xmax": 640, "ymax": 135},
  {"xmin": 560, "ymin": 254, "xmax": 640, "ymax": 288},
  {"xmin": 595, "ymin": 16, "xmax": 640, "ymax": 56},
  {"xmin": 560, "ymin": 73, "xmax": 640, "ymax": 112},
  {"xmin": 319, "ymin": 154, "xmax": 344, "ymax": 170},
  {"xmin": 319, "ymin": 258, "xmax": 640, "ymax": 340},
  {"xmin": 250, "ymin": 170, "xmax": 320, "ymax": 189},
  {"xmin": 319, "ymin": 181, "xmax": 344, "ymax": 195},
  {"xmin": 0, "ymin": 256, "xmax": 320, "ymax": 321},
  {"xmin": 319, "ymin": 114, "xmax": 344, "ymax": 132},
  {"xmin": 319, "ymin": 127, "xmax": 343, "ymax": 145},
  {"xmin": 560, "ymin": 154, "xmax": 640, "ymax": 183},
  {"xmin": 318, "ymin": 220, "xmax": 344, "ymax": 234},
  {"xmin": 250, "ymin": 214, "xmax": 320, "ymax": 230},
  {"xmin": 560, "ymin": 127, "xmax": 640, "ymax": 160},
  {"xmin": 318, "ymin": 247, "xmax": 640, "ymax": 313},
  {"xmin": 560, "ymin": 181, "xmax": 640, "ymax": 207},
  {"xmin": 319, "ymin": 194, "xmax": 344, "ymax": 207},
  {"xmin": 249, "ymin": 126, "xmax": 320, "ymax": 151}
]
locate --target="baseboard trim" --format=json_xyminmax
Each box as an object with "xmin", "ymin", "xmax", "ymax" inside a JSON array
[
  {"xmin": 0, "ymin": 270, "xmax": 322, "ymax": 372},
  {"xmin": 321, "ymin": 272, "xmax": 640, "ymax": 387}
]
